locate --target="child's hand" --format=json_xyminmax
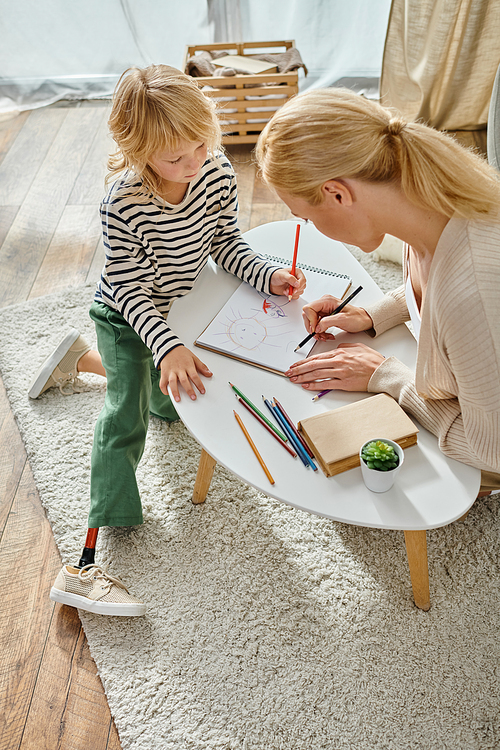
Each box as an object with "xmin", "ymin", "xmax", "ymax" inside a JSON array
[
  {"xmin": 269, "ymin": 267, "xmax": 307, "ymax": 299},
  {"xmin": 159, "ymin": 345, "xmax": 212, "ymax": 402}
]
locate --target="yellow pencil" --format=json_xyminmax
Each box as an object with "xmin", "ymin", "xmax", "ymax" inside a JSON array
[{"xmin": 233, "ymin": 410, "xmax": 275, "ymax": 485}]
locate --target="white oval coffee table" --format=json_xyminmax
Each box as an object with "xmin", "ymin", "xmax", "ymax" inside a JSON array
[{"xmin": 167, "ymin": 221, "xmax": 480, "ymax": 610}]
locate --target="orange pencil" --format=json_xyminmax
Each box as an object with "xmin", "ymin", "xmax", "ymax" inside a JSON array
[
  {"xmin": 288, "ymin": 223, "xmax": 301, "ymax": 301},
  {"xmin": 234, "ymin": 410, "xmax": 275, "ymax": 485}
]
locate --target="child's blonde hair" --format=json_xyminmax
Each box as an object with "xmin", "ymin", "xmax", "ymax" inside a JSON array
[
  {"xmin": 107, "ymin": 64, "xmax": 222, "ymax": 197},
  {"xmin": 256, "ymin": 88, "xmax": 500, "ymax": 218}
]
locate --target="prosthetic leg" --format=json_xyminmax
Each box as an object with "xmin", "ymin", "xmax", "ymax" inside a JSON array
[{"xmin": 78, "ymin": 528, "xmax": 99, "ymax": 568}]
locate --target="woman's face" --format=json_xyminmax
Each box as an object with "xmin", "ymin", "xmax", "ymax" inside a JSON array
[{"xmin": 275, "ymin": 185, "xmax": 384, "ymax": 253}]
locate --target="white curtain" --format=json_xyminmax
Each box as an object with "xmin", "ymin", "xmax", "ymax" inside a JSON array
[
  {"xmin": 0, "ymin": 0, "xmax": 212, "ymax": 114},
  {"xmin": 239, "ymin": 0, "xmax": 392, "ymax": 94},
  {"xmin": 0, "ymin": 0, "xmax": 392, "ymax": 115}
]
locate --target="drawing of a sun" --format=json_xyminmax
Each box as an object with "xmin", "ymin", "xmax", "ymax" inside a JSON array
[
  {"xmin": 228, "ymin": 318, "xmax": 267, "ymax": 350},
  {"xmin": 213, "ymin": 308, "xmax": 295, "ymax": 353}
]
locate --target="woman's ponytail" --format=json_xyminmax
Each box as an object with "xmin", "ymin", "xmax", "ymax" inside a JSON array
[{"xmin": 256, "ymin": 88, "xmax": 500, "ymax": 218}]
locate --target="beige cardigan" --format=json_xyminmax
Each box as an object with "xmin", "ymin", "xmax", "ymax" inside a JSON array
[{"xmin": 365, "ymin": 215, "xmax": 500, "ymax": 475}]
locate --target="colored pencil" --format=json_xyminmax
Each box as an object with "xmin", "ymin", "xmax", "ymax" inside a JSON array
[
  {"xmin": 274, "ymin": 404, "xmax": 317, "ymax": 471},
  {"xmin": 312, "ymin": 389, "xmax": 331, "ymax": 401},
  {"xmin": 229, "ymin": 382, "xmax": 287, "ymax": 442},
  {"xmin": 294, "ymin": 284, "xmax": 364, "ymax": 352},
  {"xmin": 268, "ymin": 400, "xmax": 308, "ymax": 467},
  {"xmin": 272, "ymin": 397, "xmax": 315, "ymax": 459},
  {"xmin": 263, "ymin": 397, "xmax": 310, "ymax": 469},
  {"xmin": 234, "ymin": 410, "xmax": 275, "ymax": 485},
  {"xmin": 238, "ymin": 397, "xmax": 297, "ymax": 458},
  {"xmin": 288, "ymin": 223, "xmax": 301, "ymax": 300},
  {"xmin": 272, "ymin": 400, "xmax": 317, "ymax": 471},
  {"xmin": 262, "ymin": 395, "xmax": 282, "ymax": 426}
]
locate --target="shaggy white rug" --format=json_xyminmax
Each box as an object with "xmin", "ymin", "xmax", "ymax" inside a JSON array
[{"xmin": 0, "ymin": 254, "xmax": 499, "ymax": 750}]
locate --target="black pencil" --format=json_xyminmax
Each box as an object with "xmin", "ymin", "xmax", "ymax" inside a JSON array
[{"xmin": 294, "ymin": 284, "xmax": 363, "ymax": 352}]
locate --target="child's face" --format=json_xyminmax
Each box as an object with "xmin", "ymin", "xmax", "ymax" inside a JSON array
[{"xmin": 150, "ymin": 140, "xmax": 208, "ymax": 186}]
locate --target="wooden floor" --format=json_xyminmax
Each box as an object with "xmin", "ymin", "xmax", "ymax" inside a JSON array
[{"xmin": 0, "ymin": 102, "xmax": 291, "ymax": 750}]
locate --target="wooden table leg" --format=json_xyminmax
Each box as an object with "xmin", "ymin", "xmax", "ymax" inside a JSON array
[
  {"xmin": 403, "ymin": 530, "xmax": 431, "ymax": 611},
  {"xmin": 192, "ymin": 449, "xmax": 217, "ymax": 504}
]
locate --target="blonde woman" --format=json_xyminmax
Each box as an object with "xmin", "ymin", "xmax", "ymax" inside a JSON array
[
  {"xmin": 33, "ymin": 65, "xmax": 305, "ymax": 615},
  {"xmin": 256, "ymin": 87, "xmax": 500, "ymax": 495}
]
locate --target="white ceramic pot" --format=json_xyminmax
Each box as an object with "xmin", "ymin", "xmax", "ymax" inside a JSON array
[{"xmin": 359, "ymin": 438, "xmax": 404, "ymax": 493}]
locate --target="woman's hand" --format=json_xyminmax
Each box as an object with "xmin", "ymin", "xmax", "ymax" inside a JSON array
[
  {"xmin": 159, "ymin": 345, "xmax": 213, "ymax": 402},
  {"xmin": 302, "ymin": 295, "xmax": 374, "ymax": 340},
  {"xmin": 269, "ymin": 267, "xmax": 307, "ymax": 299},
  {"xmin": 285, "ymin": 343, "xmax": 385, "ymax": 392}
]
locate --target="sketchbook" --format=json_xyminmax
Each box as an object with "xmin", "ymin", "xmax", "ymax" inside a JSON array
[{"xmin": 194, "ymin": 257, "xmax": 352, "ymax": 376}]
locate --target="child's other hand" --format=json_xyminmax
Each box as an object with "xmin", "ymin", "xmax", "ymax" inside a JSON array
[
  {"xmin": 159, "ymin": 345, "xmax": 212, "ymax": 402},
  {"xmin": 269, "ymin": 267, "xmax": 307, "ymax": 299}
]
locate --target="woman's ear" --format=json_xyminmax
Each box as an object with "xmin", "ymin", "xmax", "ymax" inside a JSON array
[{"xmin": 321, "ymin": 179, "xmax": 354, "ymax": 206}]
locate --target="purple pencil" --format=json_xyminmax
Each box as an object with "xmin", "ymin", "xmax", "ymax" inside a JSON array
[{"xmin": 311, "ymin": 389, "xmax": 331, "ymax": 402}]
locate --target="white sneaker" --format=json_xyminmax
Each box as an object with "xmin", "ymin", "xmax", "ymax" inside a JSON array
[
  {"xmin": 29, "ymin": 328, "xmax": 91, "ymax": 398},
  {"xmin": 50, "ymin": 564, "xmax": 146, "ymax": 617}
]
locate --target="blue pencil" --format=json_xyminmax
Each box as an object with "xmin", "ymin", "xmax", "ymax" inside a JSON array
[
  {"xmin": 262, "ymin": 396, "xmax": 309, "ymax": 468},
  {"xmin": 273, "ymin": 400, "xmax": 317, "ymax": 471},
  {"xmin": 273, "ymin": 396, "xmax": 315, "ymax": 459},
  {"xmin": 263, "ymin": 397, "xmax": 313, "ymax": 469}
]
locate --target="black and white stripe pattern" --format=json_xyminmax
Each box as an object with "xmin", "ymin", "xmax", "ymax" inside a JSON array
[{"xmin": 95, "ymin": 153, "xmax": 278, "ymax": 366}]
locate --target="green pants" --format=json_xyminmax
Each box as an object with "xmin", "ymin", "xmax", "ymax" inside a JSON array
[{"xmin": 88, "ymin": 301, "xmax": 178, "ymax": 528}]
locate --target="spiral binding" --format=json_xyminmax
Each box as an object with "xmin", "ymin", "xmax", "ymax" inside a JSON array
[{"xmin": 261, "ymin": 254, "xmax": 351, "ymax": 281}]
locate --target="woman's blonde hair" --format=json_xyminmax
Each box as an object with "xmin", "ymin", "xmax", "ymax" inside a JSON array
[
  {"xmin": 256, "ymin": 88, "xmax": 500, "ymax": 218},
  {"xmin": 107, "ymin": 64, "xmax": 222, "ymax": 197}
]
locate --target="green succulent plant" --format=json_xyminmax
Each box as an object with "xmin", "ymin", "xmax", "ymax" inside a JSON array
[{"xmin": 361, "ymin": 440, "xmax": 399, "ymax": 471}]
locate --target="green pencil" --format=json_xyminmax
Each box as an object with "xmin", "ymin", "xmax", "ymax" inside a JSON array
[{"xmin": 228, "ymin": 382, "xmax": 288, "ymax": 442}]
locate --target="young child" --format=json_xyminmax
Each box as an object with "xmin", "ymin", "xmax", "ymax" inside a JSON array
[{"xmin": 32, "ymin": 65, "xmax": 305, "ymax": 616}]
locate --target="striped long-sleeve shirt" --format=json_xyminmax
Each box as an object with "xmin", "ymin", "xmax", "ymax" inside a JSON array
[{"xmin": 95, "ymin": 152, "xmax": 278, "ymax": 367}]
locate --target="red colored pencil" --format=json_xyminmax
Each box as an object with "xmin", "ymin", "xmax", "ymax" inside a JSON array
[
  {"xmin": 238, "ymin": 397, "xmax": 297, "ymax": 458},
  {"xmin": 272, "ymin": 397, "xmax": 315, "ymax": 459},
  {"xmin": 288, "ymin": 223, "xmax": 301, "ymax": 301}
]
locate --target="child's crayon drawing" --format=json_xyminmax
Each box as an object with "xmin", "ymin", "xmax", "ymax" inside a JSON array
[
  {"xmin": 217, "ymin": 305, "xmax": 295, "ymax": 353},
  {"xmin": 255, "ymin": 291, "xmax": 289, "ymax": 319},
  {"xmin": 196, "ymin": 284, "xmax": 315, "ymax": 372},
  {"xmin": 196, "ymin": 269, "xmax": 351, "ymax": 374}
]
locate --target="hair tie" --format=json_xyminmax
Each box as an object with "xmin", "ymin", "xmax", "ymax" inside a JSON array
[{"xmin": 386, "ymin": 118, "xmax": 405, "ymax": 136}]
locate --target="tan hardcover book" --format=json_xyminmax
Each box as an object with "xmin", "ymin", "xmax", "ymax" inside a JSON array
[
  {"xmin": 298, "ymin": 393, "xmax": 419, "ymax": 477},
  {"xmin": 212, "ymin": 55, "xmax": 277, "ymax": 75}
]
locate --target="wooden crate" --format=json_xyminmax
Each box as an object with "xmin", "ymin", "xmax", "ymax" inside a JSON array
[{"xmin": 183, "ymin": 40, "xmax": 300, "ymax": 144}]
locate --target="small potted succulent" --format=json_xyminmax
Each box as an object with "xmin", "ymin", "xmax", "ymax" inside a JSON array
[{"xmin": 359, "ymin": 438, "xmax": 404, "ymax": 492}]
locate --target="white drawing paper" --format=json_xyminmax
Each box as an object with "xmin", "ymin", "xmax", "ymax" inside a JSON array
[{"xmin": 195, "ymin": 265, "xmax": 352, "ymax": 375}]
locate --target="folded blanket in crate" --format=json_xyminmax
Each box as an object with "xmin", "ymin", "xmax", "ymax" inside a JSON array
[{"xmin": 185, "ymin": 47, "xmax": 308, "ymax": 79}]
